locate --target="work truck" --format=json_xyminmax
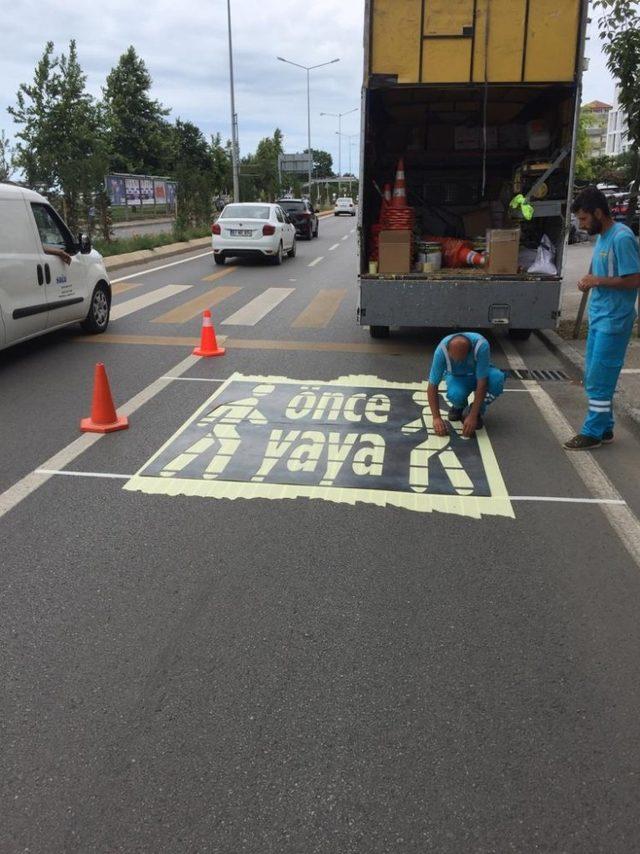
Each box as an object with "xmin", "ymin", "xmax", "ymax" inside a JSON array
[{"xmin": 358, "ymin": 0, "xmax": 589, "ymax": 339}]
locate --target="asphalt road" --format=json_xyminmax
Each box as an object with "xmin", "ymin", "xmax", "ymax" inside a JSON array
[{"xmin": 3, "ymin": 214, "xmax": 640, "ymax": 853}]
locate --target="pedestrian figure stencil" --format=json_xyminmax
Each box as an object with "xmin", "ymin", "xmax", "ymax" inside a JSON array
[
  {"xmin": 160, "ymin": 384, "xmax": 275, "ymax": 480},
  {"xmin": 402, "ymin": 391, "xmax": 474, "ymax": 496}
]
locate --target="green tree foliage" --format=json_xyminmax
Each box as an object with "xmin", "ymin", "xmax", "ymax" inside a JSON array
[
  {"xmin": 309, "ymin": 148, "xmax": 334, "ymax": 178},
  {"xmin": 102, "ymin": 46, "xmax": 171, "ymax": 174},
  {"xmin": 240, "ymin": 129, "xmax": 284, "ymax": 200},
  {"xmin": 167, "ymin": 119, "xmax": 217, "ymax": 228},
  {"xmin": 593, "ymin": 0, "xmax": 640, "ymax": 220},
  {"xmin": 0, "ymin": 130, "xmax": 15, "ymax": 182},
  {"xmin": 9, "ymin": 40, "xmax": 107, "ymax": 232},
  {"xmin": 575, "ymin": 112, "xmax": 594, "ymax": 182}
]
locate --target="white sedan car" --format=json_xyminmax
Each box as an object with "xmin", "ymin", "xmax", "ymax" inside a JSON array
[
  {"xmin": 334, "ymin": 197, "xmax": 356, "ymax": 216},
  {"xmin": 212, "ymin": 203, "xmax": 296, "ymax": 266}
]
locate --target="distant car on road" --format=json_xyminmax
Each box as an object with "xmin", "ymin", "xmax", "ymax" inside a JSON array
[
  {"xmin": 212, "ymin": 203, "xmax": 296, "ymax": 266},
  {"xmin": 0, "ymin": 183, "xmax": 111, "ymax": 352},
  {"xmin": 276, "ymin": 198, "xmax": 319, "ymax": 240},
  {"xmin": 334, "ymin": 197, "xmax": 356, "ymax": 216}
]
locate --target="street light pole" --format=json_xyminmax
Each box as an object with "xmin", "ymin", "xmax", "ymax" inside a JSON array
[
  {"xmin": 320, "ymin": 107, "xmax": 358, "ymax": 185},
  {"xmin": 226, "ymin": 0, "xmax": 240, "ymax": 202},
  {"xmin": 277, "ymin": 56, "xmax": 340, "ymax": 204}
]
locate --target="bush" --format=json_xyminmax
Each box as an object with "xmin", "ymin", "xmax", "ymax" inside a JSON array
[{"xmin": 94, "ymin": 223, "xmax": 211, "ymax": 257}]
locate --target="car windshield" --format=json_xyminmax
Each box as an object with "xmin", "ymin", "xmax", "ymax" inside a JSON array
[
  {"xmin": 278, "ymin": 201, "xmax": 305, "ymax": 212},
  {"xmin": 221, "ymin": 205, "xmax": 271, "ymax": 220}
]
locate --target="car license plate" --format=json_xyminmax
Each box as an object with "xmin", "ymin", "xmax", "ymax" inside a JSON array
[{"xmin": 230, "ymin": 229, "xmax": 252, "ymax": 237}]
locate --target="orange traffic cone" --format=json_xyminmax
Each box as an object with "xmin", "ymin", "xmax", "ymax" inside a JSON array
[
  {"xmin": 391, "ymin": 158, "xmax": 407, "ymax": 208},
  {"xmin": 80, "ymin": 363, "xmax": 129, "ymax": 433},
  {"xmin": 193, "ymin": 309, "xmax": 225, "ymax": 357},
  {"xmin": 379, "ymin": 182, "xmax": 392, "ymax": 224}
]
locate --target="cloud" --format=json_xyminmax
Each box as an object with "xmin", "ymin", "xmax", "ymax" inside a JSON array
[{"xmin": 1, "ymin": 0, "xmax": 615, "ymax": 171}]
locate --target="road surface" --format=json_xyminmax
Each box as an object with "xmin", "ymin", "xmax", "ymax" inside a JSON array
[{"xmin": 2, "ymin": 215, "xmax": 640, "ymax": 853}]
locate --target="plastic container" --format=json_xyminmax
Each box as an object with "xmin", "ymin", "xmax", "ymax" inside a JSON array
[{"xmin": 423, "ymin": 241, "xmax": 442, "ymax": 271}]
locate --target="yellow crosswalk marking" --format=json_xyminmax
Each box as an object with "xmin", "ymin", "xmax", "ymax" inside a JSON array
[
  {"xmin": 292, "ymin": 289, "xmax": 347, "ymax": 328},
  {"xmin": 152, "ymin": 285, "xmax": 241, "ymax": 324},
  {"xmin": 201, "ymin": 266, "xmax": 238, "ymax": 283},
  {"xmin": 111, "ymin": 282, "xmax": 142, "ymax": 296}
]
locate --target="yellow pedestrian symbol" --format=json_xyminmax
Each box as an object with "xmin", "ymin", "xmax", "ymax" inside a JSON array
[
  {"xmin": 160, "ymin": 384, "xmax": 275, "ymax": 480},
  {"xmin": 402, "ymin": 391, "xmax": 474, "ymax": 496}
]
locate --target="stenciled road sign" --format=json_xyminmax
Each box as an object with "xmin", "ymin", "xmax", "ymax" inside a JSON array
[{"xmin": 124, "ymin": 374, "xmax": 513, "ymax": 519}]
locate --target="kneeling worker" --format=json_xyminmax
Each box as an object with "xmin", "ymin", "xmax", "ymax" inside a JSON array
[{"xmin": 427, "ymin": 333, "xmax": 505, "ymax": 438}]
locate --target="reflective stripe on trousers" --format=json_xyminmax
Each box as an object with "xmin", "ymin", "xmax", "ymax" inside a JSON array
[{"xmin": 582, "ymin": 326, "xmax": 632, "ymax": 438}]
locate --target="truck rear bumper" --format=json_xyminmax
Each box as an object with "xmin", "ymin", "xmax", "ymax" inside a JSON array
[{"xmin": 357, "ymin": 277, "xmax": 561, "ymax": 330}]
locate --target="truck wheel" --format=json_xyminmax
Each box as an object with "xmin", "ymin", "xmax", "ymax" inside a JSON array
[
  {"xmin": 81, "ymin": 282, "xmax": 110, "ymax": 334},
  {"xmin": 369, "ymin": 325, "xmax": 390, "ymax": 339},
  {"xmin": 508, "ymin": 328, "xmax": 532, "ymax": 341}
]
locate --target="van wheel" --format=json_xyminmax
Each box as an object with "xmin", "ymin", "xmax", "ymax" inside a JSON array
[
  {"xmin": 81, "ymin": 283, "xmax": 110, "ymax": 334},
  {"xmin": 369, "ymin": 325, "xmax": 390, "ymax": 339},
  {"xmin": 508, "ymin": 328, "xmax": 532, "ymax": 341}
]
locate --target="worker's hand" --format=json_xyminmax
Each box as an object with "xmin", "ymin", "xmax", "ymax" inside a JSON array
[
  {"xmin": 462, "ymin": 414, "xmax": 478, "ymax": 438},
  {"xmin": 578, "ymin": 274, "xmax": 599, "ymax": 292},
  {"xmin": 433, "ymin": 416, "xmax": 448, "ymax": 437}
]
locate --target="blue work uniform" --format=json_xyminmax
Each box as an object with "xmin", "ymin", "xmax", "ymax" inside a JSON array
[
  {"xmin": 428, "ymin": 332, "xmax": 505, "ymax": 412},
  {"xmin": 582, "ymin": 222, "xmax": 640, "ymax": 438}
]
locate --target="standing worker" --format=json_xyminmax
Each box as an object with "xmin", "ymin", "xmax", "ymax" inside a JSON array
[
  {"xmin": 564, "ymin": 187, "xmax": 640, "ymax": 450},
  {"xmin": 427, "ymin": 333, "xmax": 505, "ymax": 438}
]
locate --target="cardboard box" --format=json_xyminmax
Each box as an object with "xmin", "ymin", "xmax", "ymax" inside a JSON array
[
  {"xmin": 463, "ymin": 206, "xmax": 492, "ymax": 239},
  {"xmin": 378, "ymin": 230, "xmax": 412, "ymax": 274},
  {"xmin": 487, "ymin": 229, "xmax": 521, "ymax": 275}
]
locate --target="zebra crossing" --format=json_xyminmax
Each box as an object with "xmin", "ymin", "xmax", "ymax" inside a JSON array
[{"xmin": 111, "ymin": 278, "xmax": 350, "ymax": 330}]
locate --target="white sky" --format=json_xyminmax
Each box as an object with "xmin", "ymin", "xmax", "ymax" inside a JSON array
[{"xmin": 1, "ymin": 0, "xmax": 616, "ymax": 172}]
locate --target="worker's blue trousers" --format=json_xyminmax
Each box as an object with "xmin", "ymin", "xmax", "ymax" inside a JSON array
[
  {"xmin": 582, "ymin": 326, "xmax": 633, "ymax": 438},
  {"xmin": 445, "ymin": 367, "xmax": 505, "ymax": 413}
]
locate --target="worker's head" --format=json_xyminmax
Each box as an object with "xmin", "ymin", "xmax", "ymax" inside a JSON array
[
  {"xmin": 447, "ymin": 335, "xmax": 471, "ymax": 362},
  {"xmin": 572, "ymin": 187, "xmax": 612, "ymax": 235}
]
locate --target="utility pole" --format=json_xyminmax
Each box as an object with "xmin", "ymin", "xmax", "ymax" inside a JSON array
[{"xmin": 226, "ymin": 0, "xmax": 240, "ymax": 202}]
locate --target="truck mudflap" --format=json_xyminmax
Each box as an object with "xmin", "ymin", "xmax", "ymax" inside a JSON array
[{"xmin": 357, "ymin": 277, "xmax": 561, "ymax": 330}]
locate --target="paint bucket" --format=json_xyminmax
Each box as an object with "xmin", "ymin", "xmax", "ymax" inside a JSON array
[{"xmin": 423, "ymin": 241, "xmax": 442, "ymax": 271}]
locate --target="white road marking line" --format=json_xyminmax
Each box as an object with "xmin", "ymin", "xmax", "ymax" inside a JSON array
[
  {"xmin": 0, "ymin": 353, "xmax": 200, "ymax": 521},
  {"xmin": 35, "ymin": 469, "xmax": 132, "ymax": 480},
  {"xmin": 329, "ymin": 243, "xmax": 340, "ymax": 251},
  {"xmin": 500, "ymin": 338, "xmax": 640, "ymax": 567},
  {"xmin": 621, "ymin": 368, "xmax": 640, "ymax": 374},
  {"xmin": 111, "ymin": 285, "xmax": 191, "ymax": 320},
  {"xmin": 222, "ymin": 288, "xmax": 294, "ymax": 326},
  {"xmin": 308, "ymin": 257, "xmax": 324, "ymax": 267},
  {"xmin": 289, "ymin": 279, "xmax": 297, "ymax": 282},
  {"xmin": 22, "ymin": 470, "xmax": 631, "ymax": 506},
  {"xmin": 341, "ymin": 235, "xmax": 349, "ymax": 241},
  {"xmin": 111, "ymin": 251, "xmax": 213, "ymax": 283},
  {"xmin": 161, "ymin": 376, "xmax": 226, "ymax": 383}
]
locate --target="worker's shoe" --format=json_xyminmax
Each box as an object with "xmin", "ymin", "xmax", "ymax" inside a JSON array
[
  {"xmin": 602, "ymin": 430, "xmax": 614, "ymax": 444},
  {"xmin": 564, "ymin": 433, "xmax": 601, "ymax": 451},
  {"xmin": 461, "ymin": 406, "xmax": 484, "ymax": 430},
  {"xmin": 448, "ymin": 406, "xmax": 464, "ymax": 422}
]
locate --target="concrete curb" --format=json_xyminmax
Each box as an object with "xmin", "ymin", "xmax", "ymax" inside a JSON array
[
  {"xmin": 103, "ymin": 238, "xmax": 211, "ymax": 272},
  {"xmin": 102, "ymin": 210, "xmax": 339, "ymax": 273},
  {"xmin": 537, "ymin": 328, "xmax": 640, "ymax": 436}
]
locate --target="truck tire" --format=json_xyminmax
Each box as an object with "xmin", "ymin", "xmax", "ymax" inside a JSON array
[
  {"xmin": 508, "ymin": 328, "xmax": 532, "ymax": 341},
  {"xmin": 369, "ymin": 325, "xmax": 390, "ymax": 339}
]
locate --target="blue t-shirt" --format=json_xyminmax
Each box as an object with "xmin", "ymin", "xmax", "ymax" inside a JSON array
[
  {"xmin": 589, "ymin": 222, "xmax": 640, "ymax": 334},
  {"xmin": 428, "ymin": 332, "xmax": 490, "ymax": 385}
]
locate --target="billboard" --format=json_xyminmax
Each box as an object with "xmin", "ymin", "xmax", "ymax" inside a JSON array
[{"xmin": 106, "ymin": 174, "xmax": 177, "ymax": 209}]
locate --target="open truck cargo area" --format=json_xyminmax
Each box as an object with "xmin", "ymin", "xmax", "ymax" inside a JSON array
[{"xmin": 358, "ymin": 0, "xmax": 588, "ymax": 338}]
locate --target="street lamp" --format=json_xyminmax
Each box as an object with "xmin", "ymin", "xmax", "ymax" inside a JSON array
[
  {"xmin": 320, "ymin": 107, "xmax": 358, "ymax": 178},
  {"xmin": 226, "ymin": 0, "xmax": 240, "ymax": 202},
  {"xmin": 336, "ymin": 132, "xmax": 359, "ymax": 195},
  {"xmin": 277, "ymin": 56, "xmax": 340, "ymax": 202}
]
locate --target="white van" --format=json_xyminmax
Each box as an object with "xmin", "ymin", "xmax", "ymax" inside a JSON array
[{"xmin": 0, "ymin": 183, "xmax": 111, "ymax": 351}]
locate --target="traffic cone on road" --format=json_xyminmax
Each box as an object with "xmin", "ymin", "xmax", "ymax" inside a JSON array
[
  {"xmin": 193, "ymin": 309, "xmax": 225, "ymax": 357},
  {"xmin": 391, "ymin": 158, "xmax": 407, "ymax": 208},
  {"xmin": 80, "ymin": 363, "xmax": 129, "ymax": 433}
]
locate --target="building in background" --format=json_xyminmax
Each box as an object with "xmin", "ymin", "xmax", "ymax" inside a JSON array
[
  {"xmin": 606, "ymin": 85, "xmax": 630, "ymax": 157},
  {"xmin": 582, "ymin": 100, "xmax": 612, "ymax": 158}
]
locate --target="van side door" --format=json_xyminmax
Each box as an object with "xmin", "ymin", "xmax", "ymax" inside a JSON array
[
  {"xmin": 0, "ymin": 196, "xmax": 50, "ymax": 345},
  {"xmin": 29, "ymin": 203, "xmax": 88, "ymax": 327}
]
